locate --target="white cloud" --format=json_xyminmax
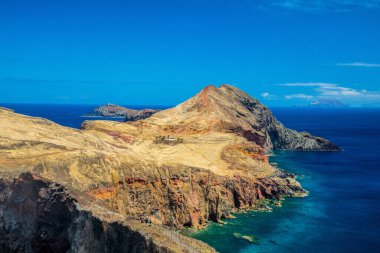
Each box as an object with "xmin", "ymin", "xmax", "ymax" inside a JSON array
[
  {"xmin": 317, "ymin": 85, "xmax": 362, "ymax": 96},
  {"xmin": 265, "ymin": 0, "xmax": 380, "ymax": 12},
  {"xmin": 261, "ymin": 92, "xmax": 278, "ymax": 99},
  {"xmin": 285, "ymin": 93, "xmax": 314, "ymax": 100},
  {"xmin": 279, "ymin": 82, "xmax": 380, "ymax": 104},
  {"xmin": 337, "ymin": 62, "xmax": 380, "ymax": 67},
  {"xmin": 279, "ymin": 82, "xmax": 334, "ymax": 87}
]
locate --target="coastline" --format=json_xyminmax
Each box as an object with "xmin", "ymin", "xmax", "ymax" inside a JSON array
[
  {"xmin": 181, "ymin": 161, "xmax": 309, "ymax": 242},
  {"xmin": 186, "ymin": 151, "xmax": 311, "ymax": 252},
  {"xmin": 0, "ymin": 87, "xmax": 341, "ymax": 252}
]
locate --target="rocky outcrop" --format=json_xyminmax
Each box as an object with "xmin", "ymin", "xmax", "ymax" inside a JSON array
[
  {"xmin": 218, "ymin": 85, "xmax": 340, "ymax": 151},
  {"xmin": 84, "ymin": 104, "xmax": 159, "ymax": 121},
  {"xmin": 125, "ymin": 109, "xmax": 159, "ymax": 121}
]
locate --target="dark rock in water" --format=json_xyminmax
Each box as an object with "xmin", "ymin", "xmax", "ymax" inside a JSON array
[
  {"xmin": 84, "ymin": 103, "xmax": 160, "ymax": 121},
  {"xmin": 233, "ymin": 233, "xmax": 259, "ymax": 244},
  {"xmin": 269, "ymin": 239, "xmax": 279, "ymax": 246}
]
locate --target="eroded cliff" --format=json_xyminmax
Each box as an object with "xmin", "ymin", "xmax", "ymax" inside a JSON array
[{"xmin": 0, "ymin": 172, "xmax": 214, "ymax": 253}]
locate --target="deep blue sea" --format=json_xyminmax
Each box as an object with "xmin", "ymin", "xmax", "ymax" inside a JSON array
[
  {"xmin": 190, "ymin": 108, "xmax": 380, "ymax": 253},
  {"xmin": 0, "ymin": 103, "xmax": 168, "ymax": 128},
  {"xmin": 2, "ymin": 104, "xmax": 380, "ymax": 253}
]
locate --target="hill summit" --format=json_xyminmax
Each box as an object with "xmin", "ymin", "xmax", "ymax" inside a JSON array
[{"xmin": 143, "ymin": 84, "xmax": 339, "ymax": 151}]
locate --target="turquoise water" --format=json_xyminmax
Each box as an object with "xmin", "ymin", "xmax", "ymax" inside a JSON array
[
  {"xmin": 2, "ymin": 104, "xmax": 380, "ymax": 252},
  {"xmin": 189, "ymin": 152, "xmax": 331, "ymax": 253},
  {"xmin": 190, "ymin": 108, "xmax": 380, "ymax": 253}
]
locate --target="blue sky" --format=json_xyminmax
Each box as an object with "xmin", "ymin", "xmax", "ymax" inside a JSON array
[{"xmin": 0, "ymin": 0, "xmax": 379, "ymax": 106}]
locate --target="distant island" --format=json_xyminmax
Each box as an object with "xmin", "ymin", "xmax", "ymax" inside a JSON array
[
  {"xmin": 0, "ymin": 84, "xmax": 339, "ymax": 252},
  {"xmin": 309, "ymin": 99, "xmax": 347, "ymax": 108},
  {"xmin": 83, "ymin": 103, "xmax": 160, "ymax": 121}
]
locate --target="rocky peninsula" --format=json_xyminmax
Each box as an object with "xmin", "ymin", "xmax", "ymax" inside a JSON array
[
  {"xmin": 84, "ymin": 103, "xmax": 159, "ymax": 121},
  {"xmin": 0, "ymin": 84, "xmax": 338, "ymax": 252}
]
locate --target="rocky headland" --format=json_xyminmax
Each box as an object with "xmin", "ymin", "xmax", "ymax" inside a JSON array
[
  {"xmin": 84, "ymin": 103, "xmax": 160, "ymax": 121},
  {"xmin": 0, "ymin": 84, "xmax": 338, "ymax": 252}
]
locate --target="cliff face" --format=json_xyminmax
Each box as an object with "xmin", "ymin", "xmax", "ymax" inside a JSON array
[
  {"xmin": 0, "ymin": 84, "xmax": 338, "ymax": 252},
  {"xmin": 85, "ymin": 164, "xmax": 305, "ymax": 229},
  {"xmin": 85, "ymin": 104, "xmax": 159, "ymax": 121},
  {"xmin": 0, "ymin": 173, "xmax": 213, "ymax": 253}
]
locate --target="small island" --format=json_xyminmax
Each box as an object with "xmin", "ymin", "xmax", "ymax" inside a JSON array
[{"xmin": 84, "ymin": 103, "xmax": 160, "ymax": 121}]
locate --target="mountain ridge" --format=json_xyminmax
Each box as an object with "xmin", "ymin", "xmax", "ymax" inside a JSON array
[{"xmin": 139, "ymin": 84, "xmax": 339, "ymax": 151}]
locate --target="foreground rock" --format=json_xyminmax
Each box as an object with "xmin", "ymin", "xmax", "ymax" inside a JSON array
[
  {"xmin": 0, "ymin": 172, "xmax": 211, "ymax": 253},
  {"xmin": 0, "ymin": 84, "xmax": 338, "ymax": 252},
  {"xmin": 84, "ymin": 103, "xmax": 160, "ymax": 121}
]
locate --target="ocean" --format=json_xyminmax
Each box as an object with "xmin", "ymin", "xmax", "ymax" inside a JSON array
[
  {"xmin": 190, "ymin": 108, "xmax": 380, "ymax": 253},
  {"xmin": 2, "ymin": 104, "xmax": 380, "ymax": 253},
  {"xmin": 0, "ymin": 103, "xmax": 167, "ymax": 128}
]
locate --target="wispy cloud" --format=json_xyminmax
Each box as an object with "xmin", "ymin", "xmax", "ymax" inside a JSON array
[
  {"xmin": 262, "ymin": 0, "xmax": 380, "ymax": 12},
  {"xmin": 57, "ymin": 95, "xmax": 90, "ymax": 101},
  {"xmin": 317, "ymin": 85, "xmax": 362, "ymax": 96},
  {"xmin": 261, "ymin": 92, "xmax": 278, "ymax": 99},
  {"xmin": 280, "ymin": 82, "xmax": 333, "ymax": 87},
  {"xmin": 279, "ymin": 82, "xmax": 380, "ymax": 104},
  {"xmin": 337, "ymin": 62, "xmax": 380, "ymax": 67},
  {"xmin": 285, "ymin": 93, "xmax": 314, "ymax": 100}
]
